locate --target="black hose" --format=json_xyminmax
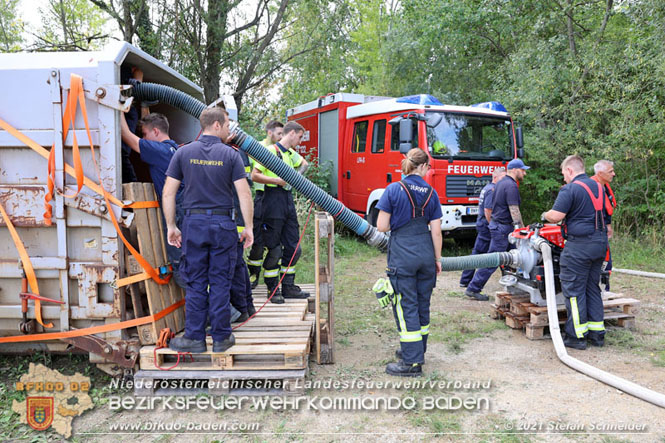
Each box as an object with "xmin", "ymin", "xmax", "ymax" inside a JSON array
[{"xmin": 440, "ymin": 251, "xmax": 516, "ymax": 271}]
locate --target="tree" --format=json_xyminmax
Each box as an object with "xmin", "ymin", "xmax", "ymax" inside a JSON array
[
  {"xmin": 0, "ymin": 0, "xmax": 24, "ymax": 52},
  {"xmin": 33, "ymin": 0, "xmax": 108, "ymax": 51}
]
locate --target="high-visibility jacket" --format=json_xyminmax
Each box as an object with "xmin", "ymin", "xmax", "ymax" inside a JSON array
[{"xmin": 255, "ymin": 143, "xmax": 303, "ymax": 188}]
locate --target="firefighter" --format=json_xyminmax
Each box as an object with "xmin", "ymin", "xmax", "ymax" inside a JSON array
[
  {"xmin": 120, "ymin": 102, "xmax": 185, "ymax": 287},
  {"xmin": 230, "ymin": 147, "xmax": 256, "ymax": 322},
  {"xmin": 543, "ymin": 155, "xmax": 608, "ymax": 350},
  {"xmin": 247, "ymin": 120, "xmax": 284, "ymax": 288},
  {"xmin": 465, "ymin": 159, "xmax": 529, "ymax": 300},
  {"xmin": 591, "ymin": 159, "xmax": 616, "ymax": 291},
  {"xmin": 162, "ymin": 107, "xmax": 253, "ymax": 353},
  {"xmin": 460, "ymin": 167, "xmax": 506, "ymax": 288},
  {"xmin": 376, "ymin": 148, "xmax": 443, "ymax": 377},
  {"xmin": 251, "ymin": 121, "xmax": 309, "ymax": 304}
]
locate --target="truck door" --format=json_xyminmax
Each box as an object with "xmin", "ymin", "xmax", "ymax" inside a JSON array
[{"xmin": 342, "ymin": 120, "xmax": 369, "ymax": 212}]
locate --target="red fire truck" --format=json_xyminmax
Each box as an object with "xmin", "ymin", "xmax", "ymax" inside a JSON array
[{"xmin": 286, "ymin": 93, "xmax": 524, "ymax": 235}]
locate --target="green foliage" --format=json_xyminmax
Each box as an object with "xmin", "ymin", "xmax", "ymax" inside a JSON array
[
  {"xmin": 35, "ymin": 0, "xmax": 109, "ymax": 51},
  {"xmin": 0, "ymin": 0, "xmax": 23, "ymax": 52}
]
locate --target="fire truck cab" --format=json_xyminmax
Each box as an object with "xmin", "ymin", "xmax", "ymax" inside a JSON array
[{"xmin": 287, "ymin": 93, "xmax": 524, "ymax": 235}]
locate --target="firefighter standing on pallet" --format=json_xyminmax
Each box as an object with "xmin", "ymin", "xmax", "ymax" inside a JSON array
[
  {"xmin": 375, "ymin": 148, "xmax": 443, "ymax": 377},
  {"xmin": 162, "ymin": 107, "xmax": 253, "ymax": 353},
  {"xmin": 251, "ymin": 121, "xmax": 309, "ymax": 304},
  {"xmin": 543, "ymin": 155, "xmax": 608, "ymax": 350},
  {"xmin": 247, "ymin": 120, "xmax": 284, "ymax": 288}
]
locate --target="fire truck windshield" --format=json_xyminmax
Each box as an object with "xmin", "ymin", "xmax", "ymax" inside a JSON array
[{"xmin": 426, "ymin": 112, "xmax": 513, "ymax": 161}]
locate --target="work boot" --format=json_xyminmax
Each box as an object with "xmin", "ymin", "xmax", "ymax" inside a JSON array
[
  {"xmin": 169, "ymin": 336, "xmax": 206, "ymax": 353},
  {"xmin": 459, "ymin": 282, "xmax": 468, "ymax": 288},
  {"xmin": 588, "ymin": 334, "xmax": 605, "ymax": 347},
  {"xmin": 234, "ymin": 312, "xmax": 249, "ymax": 323},
  {"xmin": 386, "ymin": 361, "xmax": 423, "ymax": 377},
  {"xmin": 247, "ymin": 304, "xmax": 257, "ymax": 317},
  {"xmin": 212, "ymin": 334, "xmax": 235, "ymax": 353},
  {"xmin": 395, "ymin": 349, "xmax": 425, "ymax": 364},
  {"xmin": 230, "ymin": 305, "xmax": 241, "ymax": 323},
  {"xmin": 282, "ymin": 274, "xmax": 310, "ymax": 299},
  {"xmin": 266, "ymin": 277, "xmax": 284, "ymax": 304},
  {"xmin": 465, "ymin": 289, "xmax": 489, "ymax": 301},
  {"xmin": 248, "ymin": 265, "xmax": 261, "ymax": 289},
  {"xmin": 563, "ymin": 335, "xmax": 587, "ymax": 350}
]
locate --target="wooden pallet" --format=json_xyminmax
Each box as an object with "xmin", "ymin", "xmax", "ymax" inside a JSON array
[
  {"xmin": 139, "ymin": 299, "xmax": 314, "ymax": 370},
  {"xmin": 491, "ymin": 291, "xmax": 639, "ymax": 340},
  {"xmin": 133, "ymin": 369, "xmax": 307, "ymax": 396},
  {"xmin": 123, "ymin": 183, "xmax": 185, "ymax": 345}
]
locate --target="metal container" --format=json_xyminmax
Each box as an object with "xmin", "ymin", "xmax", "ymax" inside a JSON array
[{"xmin": 0, "ymin": 42, "xmax": 204, "ymax": 373}]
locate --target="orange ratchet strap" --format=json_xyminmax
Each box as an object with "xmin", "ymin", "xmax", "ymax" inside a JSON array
[
  {"xmin": 0, "ymin": 299, "xmax": 184, "ymax": 344},
  {"xmin": 0, "ymin": 74, "xmax": 168, "ymax": 285},
  {"xmin": 0, "ymin": 201, "xmax": 52, "ymax": 328}
]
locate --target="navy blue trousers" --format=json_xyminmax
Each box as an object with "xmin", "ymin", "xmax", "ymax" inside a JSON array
[
  {"xmin": 460, "ymin": 223, "xmax": 491, "ymax": 286},
  {"xmin": 230, "ymin": 240, "xmax": 253, "ymax": 313},
  {"xmin": 560, "ymin": 232, "xmax": 607, "ymax": 340},
  {"xmin": 467, "ymin": 223, "xmax": 513, "ymax": 294},
  {"xmin": 179, "ymin": 213, "xmax": 237, "ymax": 341}
]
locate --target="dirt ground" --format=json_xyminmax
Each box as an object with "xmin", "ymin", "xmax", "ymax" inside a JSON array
[{"xmin": 72, "ymin": 254, "xmax": 665, "ymax": 442}]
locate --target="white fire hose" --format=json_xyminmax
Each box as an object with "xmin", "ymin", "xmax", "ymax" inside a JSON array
[
  {"xmin": 538, "ymin": 241, "xmax": 665, "ymax": 408},
  {"xmin": 612, "ymin": 268, "xmax": 665, "ymax": 279}
]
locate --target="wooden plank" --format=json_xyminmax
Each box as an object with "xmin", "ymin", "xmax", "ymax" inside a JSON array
[
  {"xmin": 315, "ymin": 213, "xmax": 321, "ymax": 364},
  {"xmin": 326, "ymin": 213, "xmax": 335, "ymax": 364},
  {"xmin": 142, "ymin": 183, "xmax": 177, "ymax": 333}
]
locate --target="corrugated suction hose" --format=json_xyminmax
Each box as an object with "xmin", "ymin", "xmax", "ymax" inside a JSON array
[{"xmin": 131, "ymin": 82, "xmax": 389, "ymax": 250}]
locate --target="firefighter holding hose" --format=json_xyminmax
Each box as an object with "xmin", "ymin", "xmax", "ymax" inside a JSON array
[
  {"xmin": 543, "ymin": 155, "xmax": 608, "ymax": 350},
  {"xmin": 375, "ymin": 148, "xmax": 443, "ymax": 377}
]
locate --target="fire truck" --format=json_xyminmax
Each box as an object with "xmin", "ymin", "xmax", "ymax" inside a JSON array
[{"xmin": 286, "ymin": 93, "xmax": 524, "ymax": 235}]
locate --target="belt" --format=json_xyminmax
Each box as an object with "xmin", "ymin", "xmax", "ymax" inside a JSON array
[
  {"xmin": 567, "ymin": 232, "xmax": 604, "ymax": 241},
  {"xmin": 185, "ymin": 208, "xmax": 232, "ymax": 216}
]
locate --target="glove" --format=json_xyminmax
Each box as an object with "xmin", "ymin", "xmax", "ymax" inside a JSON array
[{"xmin": 372, "ymin": 278, "xmax": 394, "ymax": 308}]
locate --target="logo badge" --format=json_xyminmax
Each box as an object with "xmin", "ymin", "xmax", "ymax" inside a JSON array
[{"xmin": 27, "ymin": 397, "xmax": 54, "ymax": 431}]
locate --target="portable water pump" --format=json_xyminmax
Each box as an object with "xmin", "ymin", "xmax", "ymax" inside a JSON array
[{"xmin": 498, "ymin": 223, "xmax": 610, "ymax": 306}]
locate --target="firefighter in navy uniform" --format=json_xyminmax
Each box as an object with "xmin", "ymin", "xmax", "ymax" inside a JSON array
[
  {"xmin": 543, "ymin": 155, "xmax": 608, "ymax": 350},
  {"xmin": 376, "ymin": 148, "xmax": 443, "ymax": 377},
  {"xmin": 162, "ymin": 107, "xmax": 253, "ymax": 353},
  {"xmin": 459, "ymin": 167, "xmax": 505, "ymax": 288},
  {"xmin": 247, "ymin": 120, "xmax": 285, "ymax": 288},
  {"xmin": 251, "ymin": 121, "xmax": 309, "ymax": 304}
]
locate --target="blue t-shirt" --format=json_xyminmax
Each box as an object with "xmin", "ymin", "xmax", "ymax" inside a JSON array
[
  {"xmin": 490, "ymin": 175, "xmax": 520, "ymax": 226},
  {"xmin": 139, "ymin": 139, "xmax": 184, "ymax": 202},
  {"xmin": 552, "ymin": 173, "xmax": 607, "ymax": 237},
  {"xmin": 166, "ymin": 135, "xmax": 246, "ymax": 210},
  {"xmin": 476, "ymin": 182, "xmax": 495, "ymax": 226},
  {"xmin": 376, "ymin": 174, "xmax": 443, "ymax": 231}
]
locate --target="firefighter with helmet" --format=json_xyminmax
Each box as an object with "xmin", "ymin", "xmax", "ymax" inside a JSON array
[
  {"xmin": 374, "ymin": 148, "xmax": 443, "ymax": 377},
  {"xmin": 543, "ymin": 154, "xmax": 608, "ymax": 350},
  {"xmin": 251, "ymin": 121, "xmax": 310, "ymax": 303}
]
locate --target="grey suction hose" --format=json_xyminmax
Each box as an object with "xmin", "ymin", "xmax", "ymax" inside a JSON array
[
  {"xmin": 440, "ymin": 251, "xmax": 516, "ymax": 271},
  {"xmin": 537, "ymin": 240, "xmax": 665, "ymax": 408},
  {"xmin": 131, "ymin": 82, "xmax": 389, "ymax": 250}
]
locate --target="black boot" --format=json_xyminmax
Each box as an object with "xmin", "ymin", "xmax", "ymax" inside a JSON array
[
  {"xmin": 563, "ymin": 334, "xmax": 587, "ymax": 350},
  {"xmin": 247, "ymin": 304, "xmax": 256, "ymax": 317},
  {"xmin": 266, "ymin": 277, "xmax": 284, "ymax": 304},
  {"xmin": 395, "ymin": 349, "xmax": 426, "ymax": 364},
  {"xmin": 169, "ymin": 336, "xmax": 206, "ymax": 353},
  {"xmin": 282, "ymin": 274, "xmax": 310, "ymax": 299},
  {"xmin": 234, "ymin": 312, "xmax": 249, "ymax": 323},
  {"xmin": 212, "ymin": 334, "xmax": 235, "ymax": 353},
  {"xmin": 386, "ymin": 361, "xmax": 423, "ymax": 377}
]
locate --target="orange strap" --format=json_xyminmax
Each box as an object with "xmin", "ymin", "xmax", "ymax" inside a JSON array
[
  {"xmin": 0, "ymin": 201, "xmax": 52, "ymax": 329},
  {"xmin": 0, "ymin": 117, "xmax": 158, "ymax": 210},
  {"xmin": 0, "ymin": 299, "xmax": 184, "ymax": 344},
  {"xmin": 0, "ymin": 75, "xmax": 167, "ymax": 285},
  {"xmin": 65, "ymin": 75, "xmax": 170, "ymax": 286},
  {"xmin": 115, "ymin": 271, "xmax": 152, "ymax": 288}
]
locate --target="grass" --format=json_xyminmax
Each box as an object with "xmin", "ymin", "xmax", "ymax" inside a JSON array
[
  {"xmin": 429, "ymin": 311, "xmax": 507, "ymax": 354},
  {"xmin": 610, "ymin": 232, "xmax": 665, "ymax": 273}
]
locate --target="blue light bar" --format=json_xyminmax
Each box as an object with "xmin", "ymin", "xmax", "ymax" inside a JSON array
[
  {"xmin": 396, "ymin": 94, "xmax": 443, "ymax": 106},
  {"xmin": 470, "ymin": 101, "xmax": 508, "ymax": 113}
]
